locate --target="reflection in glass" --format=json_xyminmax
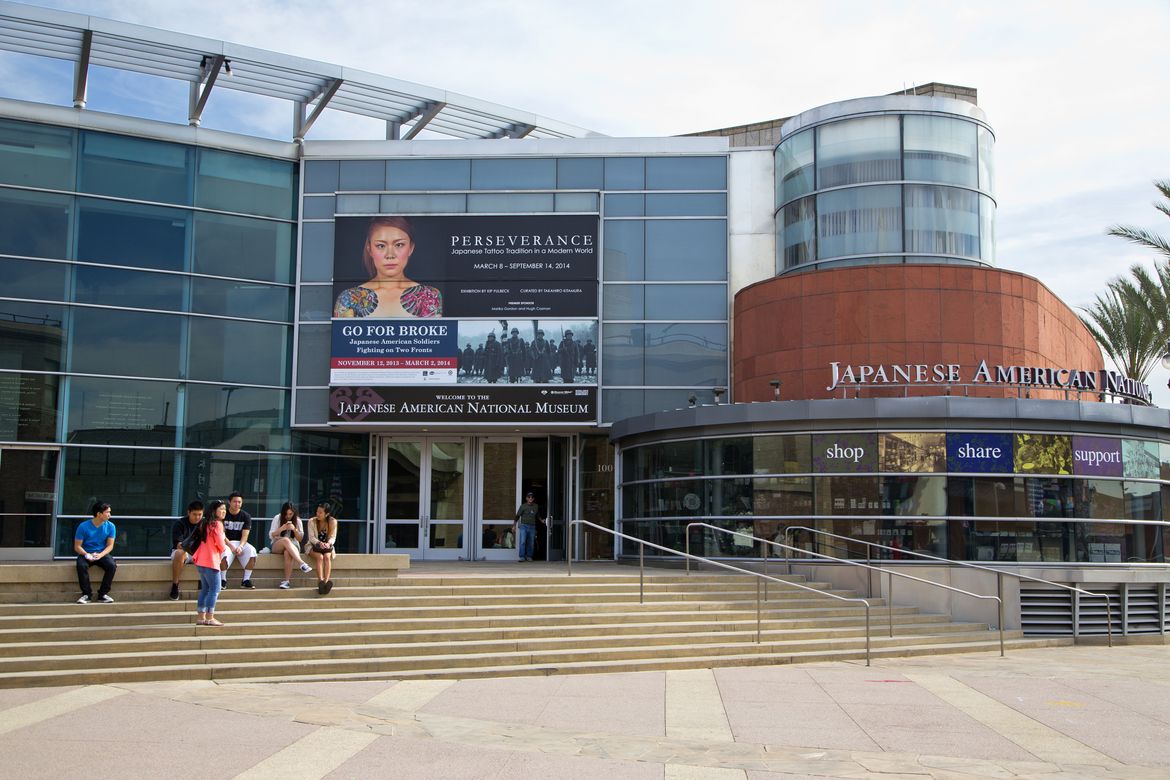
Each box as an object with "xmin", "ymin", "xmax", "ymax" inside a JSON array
[
  {"xmin": 946, "ymin": 477, "xmax": 1022, "ymax": 517},
  {"xmin": 429, "ymin": 523, "xmax": 464, "ymax": 549},
  {"xmin": 79, "ymin": 132, "xmax": 190, "ymax": 205},
  {"xmin": 180, "ymin": 450, "xmax": 289, "ymax": 519},
  {"xmin": 384, "ymin": 523, "xmax": 419, "ymax": 549},
  {"xmin": 0, "ymin": 189, "xmax": 70, "ymax": 259},
  {"xmin": 754, "ymin": 435, "xmax": 811, "ymax": 474},
  {"xmin": 196, "ymin": 149, "xmax": 295, "ymax": 219},
  {"xmin": 0, "ymin": 119, "xmax": 74, "ymax": 189},
  {"xmin": 601, "ymin": 323, "xmax": 644, "ymax": 385},
  {"xmin": 775, "ymin": 130, "xmax": 814, "ymax": 203},
  {"xmin": 977, "ymin": 127, "xmax": 995, "ymax": 193},
  {"xmin": 904, "ymin": 185, "xmax": 980, "ymax": 257},
  {"xmin": 74, "ymin": 266, "xmax": 185, "ymax": 312},
  {"xmin": 902, "ymin": 116, "xmax": 978, "ymax": 186},
  {"xmin": 70, "ymin": 308, "xmax": 183, "ymax": 379},
  {"xmin": 881, "ymin": 476, "xmax": 946, "ymax": 515},
  {"xmin": 184, "ymin": 384, "xmax": 286, "ymax": 451},
  {"xmin": 2, "ymin": 257, "xmax": 68, "ymax": 302},
  {"xmin": 62, "ymin": 446, "xmax": 175, "ymax": 516},
  {"xmin": 0, "ymin": 301, "xmax": 64, "ymax": 372},
  {"xmin": 65, "ymin": 376, "xmax": 177, "ymax": 448},
  {"xmin": 815, "ymin": 476, "xmax": 881, "ymax": 515},
  {"xmin": 781, "ymin": 196, "xmax": 815, "ymax": 269},
  {"xmin": 1075, "ymin": 479, "xmax": 1124, "ymax": 519},
  {"xmin": 482, "ymin": 442, "xmax": 518, "ymax": 520},
  {"xmin": 643, "ymin": 323, "xmax": 727, "ymax": 385},
  {"xmin": 77, "ymin": 200, "xmax": 188, "ymax": 271},
  {"xmin": 430, "ymin": 442, "xmax": 465, "ymax": 521},
  {"xmin": 645, "ymin": 220, "xmax": 727, "ymax": 280},
  {"xmin": 752, "ymin": 477, "xmax": 813, "ymax": 515},
  {"xmin": 0, "ymin": 448, "xmax": 56, "ymax": 547},
  {"xmin": 385, "ymin": 441, "xmax": 422, "ymax": 520},
  {"xmin": 1022, "ymin": 478, "xmax": 1075, "ymax": 518},
  {"xmin": 191, "ymin": 277, "xmax": 291, "ymax": 322},
  {"xmin": 292, "ymin": 454, "xmax": 367, "ymax": 522},
  {"xmin": 193, "ymin": 212, "xmax": 294, "ymax": 283},
  {"xmin": 1124, "ymin": 480, "xmax": 1159, "ymax": 521},
  {"xmin": 0, "ymin": 372, "xmax": 58, "ymax": 442},
  {"xmin": 187, "ymin": 319, "xmax": 290, "ymax": 386}
]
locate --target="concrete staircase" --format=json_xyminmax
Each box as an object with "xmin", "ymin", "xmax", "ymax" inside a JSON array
[{"xmin": 0, "ymin": 563, "xmax": 1069, "ymax": 687}]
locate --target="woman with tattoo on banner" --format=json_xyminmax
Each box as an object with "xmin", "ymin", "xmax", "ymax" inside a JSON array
[{"xmin": 333, "ymin": 216, "xmax": 443, "ymax": 318}]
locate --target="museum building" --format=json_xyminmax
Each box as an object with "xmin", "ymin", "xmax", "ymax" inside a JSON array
[{"xmin": 1, "ymin": 1, "xmax": 1169, "ymax": 627}]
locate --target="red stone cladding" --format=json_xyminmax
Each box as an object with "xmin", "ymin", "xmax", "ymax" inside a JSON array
[{"xmin": 733, "ymin": 265, "xmax": 1104, "ymax": 402}]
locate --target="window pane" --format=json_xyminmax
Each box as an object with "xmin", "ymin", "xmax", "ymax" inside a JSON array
[
  {"xmin": 817, "ymin": 186, "xmax": 901, "ymax": 259},
  {"xmin": 299, "ymin": 223, "xmax": 334, "ymax": 282},
  {"xmin": 753, "ymin": 476, "xmax": 814, "ymax": 515},
  {"xmin": 184, "ymin": 384, "xmax": 288, "ymax": 451},
  {"xmin": 881, "ymin": 475, "xmax": 946, "ymax": 515},
  {"xmin": 977, "ymin": 127, "xmax": 994, "ymax": 193},
  {"xmin": 338, "ymin": 160, "xmax": 387, "ymax": 191},
  {"xmin": 298, "ymin": 285, "xmax": 333, "ymax": 321},
  {"xmin": 1124, "ymin": 480, "xmax": 1159, "ymax": 521},
  {"xmin": 555, "ymin": 192, "xmax": 599, "ymax": 212},
  {"xmin": 79, "ymin": 132, "xmax": 190, "ymax": 205},
  {"xmin": 380, "ymin": 193, "xmax": 466, "ymax": 213},
  {"xmin": 74, "ymin": 266, "xmax": 185, "ymax": 312},
  {"xmin": 644, "ymin": 389, "xmax": 714, "ymax": 414},
  {"xmin": 471, "ymin": 159, "xmax": 555, "ymax": 189},
  {"xmin": 1014, "ymin": 434, "xmax": 1072, "ymax": 475},
  {"xmin": 879, "ymin": 432, "xmax": 947, "ymax": 472},
  {"xmin": 1, "ymin": 257, "xmax": 68, "ymax": 301},
  {"xmin": 467, "ymin": 193, "xmax": 555, "ymax": 212},
  {"xmin": 295, "ymin": 324, "xmax": 330, "ymax": 386},
  {"xmin": 193, "ymin": 212, "xmax": 294, "ymax": 283},
  {"xmin": 558, "ymin": 158, "xmax": 602, "ymax": 189},
  {"xmin": 1020, "ymin": 477, "xmax": 1074, "ymax": 518},
  {"xmin": 645, "ymin": 156, "xmax": 726, "ymax": 190},
  {"xmin": 70, "ymin": 308, "xmax": 183, "ymax": 379},
  {"xmin": 65, "ymin": 376, "xmax": 177, "ymax": 448},
  {"xmin": 602, "ymin": 389, "xmax": 643, "ymax": 423},
  {"xmin": 816, "ymin": 116, "xmax": 900, "ymax": 188},
  {"xmin": 336, "ymin": 194, "xmax": 378, "ymax": 214},
  {"xmin": 387, "ymin": 159, "xmax": 470, "ymax": 190},
  {"xmin": 603, "ymin": 220, "xmax": 644, "ymax": 280},
  {"xmin": 1123, "ymin": 439, "xmax": 1160, "ymax": 479},
  {"xmin": 0, "ymin": 301, "xmax": 65, "ymax": 371},
  {"xmin": 77, "ymin": 200, "xmax": 188, "ymax": 271},
  {"xmin": 979, "ymin": 194, "xmax": 995, "ymax": 264},
  {"xmin": 645, "ymin": 220, "xmax": 726, "ymax": 280},
  {"xmin": 292, "ymin": 454, "xmax": 368, "ymax": 522},
  {"xmin": 303, "ymin": 160, "xmax": 339, "ymax": 193},
  {"xmin": 602, "ymin": 284, "xmax": 644, "ymax": 319},
  {"xmin": 302, "ymin": 196, "xmax": 335, "ymax": 219},
  {"xmin": 294, "ymin": 387, "xmax": 329, "ymax": 424},
  {"xmin": 181, "ymin": 450, "xmax": 289, "ymax": 519},
  {"xmin": 0, "ymin": 189, "xmax": 70, "ymax": 259},
  {"xmin": 775, "ymin": 129, "xmax": 814, "ymax": 203},
  {"xmin": 188, "ymin": 318, "xmax": 289, "ymax": 385},
  {"xmin": 601, "ymin": 324, "xmax": 644, "ymax": 385},
  {"xmin": 645, "ymin": 284, "xmax": 726, "ymax": 320},
  {"xmin": 645, "ymin": 193, "xmax": 727, "ymax": 216},
  {"xmin": 753, "ymin": 435, "xmax": 811, "ymax": 474},
  {"xmin": 644, "ymin": 323, "xmax": 727, "ymax": 385},
  {"xmin": 781, "ymin": 196, "xmax": 815, "ymax": 269},
  {"xmin": 1076, "ymin": 479, "xmax": 1125, "ymax": 519},
  {"xmin": 196, "ymin": 149, "xmax": 294, "ymax": 219},
  {"xmin": 902, "ymin": 116, "xmax": 977, "ymax": 187},
  {"xmin": 904, "ymin": 185, "xmax": 979, "ymax": 257},
  {"xmin": 605, "ymin": 194, "xmax": 644, "ymax": 216},
  {"xmin": 191, "ymin": 277, "xmax": 291, "ymax": 322},
  {"xmin": 947, "ymin": 477, "xmax": 1022, "ymax": 517},
  {"xmin": 0, "ymin": 372, "xmax": 59, "ymax": 441},
  {"xmin": 62, "ymin": 446, "xmax": 176, "ymax": 516},
  {"xmin": 0, "ymin": 119, "xmax": 74, "ymax": 189},
  {"xmin": 815, "ymin": 476, "xmax": 882, "ymax": 515},
  {"xmin": 604, "ymin": 158, "xmax": 644, "ymax": 190}
]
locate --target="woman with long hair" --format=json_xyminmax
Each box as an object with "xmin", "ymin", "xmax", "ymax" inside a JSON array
[
  {"xmin": 191, "ymin": 499, "xmax": 228, "ymax": 626},
  {"xmin": 306, "ymin": 502, "xmax": 338, "ymax": 595},
  {"xmin": 332, "ymin": 216, "xmax": 442, "ymax": 318},
  {"xmin": 269, "ymin": 501, "xmax": 312, "ymax": 589}
]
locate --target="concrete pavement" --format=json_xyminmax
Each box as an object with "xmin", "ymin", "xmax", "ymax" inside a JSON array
[{"xmin": 0, "ymin": 643, "xmax": 1167, "ymax": 778}]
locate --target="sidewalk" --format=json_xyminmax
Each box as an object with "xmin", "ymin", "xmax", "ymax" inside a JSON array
[{"xmin": 0, "ymin": 643, "xmax": 1166, "ymax": 778}]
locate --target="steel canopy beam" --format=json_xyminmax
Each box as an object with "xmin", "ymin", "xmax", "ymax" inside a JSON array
[
  {"xmin": 402, "ymin": 101, "xmax": 446, "ymax": 140},
  {"xmin": 188, "ymin": 54, "xmax": 225, "ymax": 127},
  {"xmin": 72, "ymin": 28, "xmax": 91, "ymax": 108},
  {"xmin": 294, "ymin": 77, "xmax": 342, "ymax": 142}
]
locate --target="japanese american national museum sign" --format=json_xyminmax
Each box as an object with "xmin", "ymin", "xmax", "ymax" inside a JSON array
[{"xmin": 827, "ymin": 360, "xmax": 1153, "ymax": 404}]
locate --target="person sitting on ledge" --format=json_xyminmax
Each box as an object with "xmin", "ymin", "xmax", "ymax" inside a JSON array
[
  {"xmin": 306, "ymin": 502, "xmax": 338, "ymax": 595},
  {"xmin": 74, "ymin": 501, "xmax": 117, "ymax": 604},
  {"xmin": 168, "ymin": 500, "xmax": 203, "ymax": 600},
  {"xmin": 269, "ymin": 502, "xmax": 313, "ymax": 589}
]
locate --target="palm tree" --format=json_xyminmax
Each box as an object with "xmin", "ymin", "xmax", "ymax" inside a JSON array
[{"xmin": 1079, "ymin": 282, "xmax": 1162, "ymax": 382}]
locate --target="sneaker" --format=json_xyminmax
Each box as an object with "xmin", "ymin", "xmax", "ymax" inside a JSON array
[
  {"xmin": 169, "ymin": 583, "xmax": 180, "ymax": 601},
  {"xmin": 97, "ymin": 594, "xmax": 114, "ymax": 603},
  {"xmin": 221, "ymin": 579, "xmax": 228, "ymax": 589},
  {"xmin": 241, "ymin": 579, "xmax": 255, "ymax": 589},
  {"xmin": 279, "ymin": 580, "xmax": 291, "ymax": 590},
  {"xmin": 323, "ymin": 580, "xmax": 334, "ymax": 595},
  {"xmin": 299, "ymin": 563, "xmax": 313, "ymax": 573},
  {"xmin": 76, "ymin": 594, "xmax": 90, "ymax": 604}
]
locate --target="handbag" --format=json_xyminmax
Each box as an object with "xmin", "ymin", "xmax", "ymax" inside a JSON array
[{"xmin": 179, "ymin": 525, "xmax": 204, "ymax": 555}]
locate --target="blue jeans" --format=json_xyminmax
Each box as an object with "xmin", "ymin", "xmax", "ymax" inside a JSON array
[
  {"xmin": 518, "ymin": 523, "xmax": 535, "ymax": 560},
  {"xmin": 196, "ymin": 565, "xmax": 222, "ymax": 613}
]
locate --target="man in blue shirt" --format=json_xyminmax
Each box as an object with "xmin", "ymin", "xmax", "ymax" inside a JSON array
[{"xmin": 74, "ymin": 501, "xmax": 117, "ymax": 604}]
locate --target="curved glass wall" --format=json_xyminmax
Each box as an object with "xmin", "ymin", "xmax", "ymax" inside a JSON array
[
  {"xmin": 0, "ymin": 118, "xmax": 369, "ymax": 557},
  {"xmin": 774, "ymin": 107, "xmax": 995, "ymax": 273},
  {"xmin": 620, "ymin": 431, "xmax": 1170, "ymax": 564}
]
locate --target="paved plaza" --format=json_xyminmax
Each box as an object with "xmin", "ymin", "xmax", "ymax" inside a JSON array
[{"xmin": 0, "ymin": 643, "xmax": 1167, "ymax": 778}]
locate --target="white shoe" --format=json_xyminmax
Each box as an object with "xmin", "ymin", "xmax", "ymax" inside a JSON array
[
  {"xmin": 76, "ymin": 594, "xmax": 90, "ymax": 604},
  {"xmin": 279, "ymin": 580, "xmax": 291, "ymax": 589},
  {"xmin": 299, "ymin": 563, "xmax": 313, "ymax": 573}
]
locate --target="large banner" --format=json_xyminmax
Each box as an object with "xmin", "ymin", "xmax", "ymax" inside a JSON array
[{"xmin": 328, "ymin": 214, "xmax": 599, "ymax": 424}]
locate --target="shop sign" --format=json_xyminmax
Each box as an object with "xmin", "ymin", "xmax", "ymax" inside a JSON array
[{"xmin": 812, "ymin": 432, "xmax": 877, "ymax": 473}]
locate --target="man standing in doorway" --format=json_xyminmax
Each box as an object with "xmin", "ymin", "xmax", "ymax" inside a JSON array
[
  {"xmin": 221, "ymin": 492, "xmax": 256, "ymax": 589},
  {"xmin": 513, "ymin": 492, "xmax": 544, "ymax": 562},
  {"xmin": 168, "ymin": 500, "xmax": 203, "ymax": 600},
  {"xmin": 74, "ymin": 501, "xmax": 117, "ymax": 603}
]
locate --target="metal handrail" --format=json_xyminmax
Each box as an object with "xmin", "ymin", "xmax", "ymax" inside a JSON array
[
  {"xmin": 784, "ymin": 526, "xmax": 1114, "ymax": 647},
  {"xmin": 686, "ymin": 522, "xmax": 1005, "ymax": 655},
  {"xmin": 567, "ymin": 518, "xmax": 874, "ymax": 665}
]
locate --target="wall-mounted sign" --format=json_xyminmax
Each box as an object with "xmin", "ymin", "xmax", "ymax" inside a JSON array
[
  {"xmin": 1070, "ymin": 435, "xmax": 1123, "ymax": 477},
  {"xmin": 812, "ymin": 433, "xmax": 877, "ymax": 473},
  {"xmin": 826, "ymin": 359, "xmax": 1152, "ymax": 404},
  {"xmin": 329, "ymin": 385, "xmax": 596, "ymax": 424},
  {"xmin": 946, "ymin": 432, "xmax": 1014, "ymax": 473}
]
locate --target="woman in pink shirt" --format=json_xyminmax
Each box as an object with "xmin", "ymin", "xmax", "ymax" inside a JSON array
[{"xmin": 192, "ymin": 499, "xmax": 228, "ymax": 626}]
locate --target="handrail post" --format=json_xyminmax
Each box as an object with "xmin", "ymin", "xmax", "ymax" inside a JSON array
[
  {"xmin": 1105, "ymin": 595, "xmax": 1113, "ymax": 647},
  {"xmin": 756, "ymin": 577, "xmax": 762, "ymax": 643},
  {"xmin": 864, "ymin": 605, "xmax": 871, "ymax": 666},
  {"xmin": 685, "ymin": 525, "xmax": 691, "ymax": 575},
  {"xmin": 567, "ymin": 518, "xmax": 573, "ymax": 577},
  {"xmin": 763, "ymin": 543, "xmax": 768, "ymax": 601},
  {"xmin": 639, "ymin": 541, "xmax": 644, "ymax": 605},
  {"xmin": 887, "ymin": 571, "xmax": 894, "ymax": 638},
  {"xmin": 997, "ymin": 572, "xmax": 1005, "ymax": 657},
  {"xmin": 866, "ymin": 544, "xmax": 873, "ymax": 598}
]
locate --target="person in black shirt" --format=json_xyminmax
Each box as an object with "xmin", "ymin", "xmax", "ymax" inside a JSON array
[
  {"xmin": 169, "ymin": 501, "xmax": 203, "ymax": 600},
  {"xmin": 220, "ymin": 492, "xmax": 256, "ymax": 589}
]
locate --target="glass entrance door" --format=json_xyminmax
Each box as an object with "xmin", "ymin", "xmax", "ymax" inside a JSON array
[
  {"xmin": 478, "ymin": 439, "xmax": 521, "ymax": 560},
  {"xmin": 379, "ymin": 437, "xmax": 467, "ymax": 559}
]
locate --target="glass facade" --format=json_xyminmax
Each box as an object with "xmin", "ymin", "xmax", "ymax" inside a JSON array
[
  {"xmin": 774, "ymin": 107, "xmax": 995, "ymax": 272},
  {"xmin": 0, "ymin": 118, "xmax": 367, "ymax": 557},
  {"xmin": 621, "ymin": 431, "xmax": 1170, "ymax": 563}
]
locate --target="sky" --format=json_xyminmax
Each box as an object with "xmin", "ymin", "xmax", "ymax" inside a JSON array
[{"xmin": 4, "ymin": 0, "xmax": 1170, "ymax": 398}]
